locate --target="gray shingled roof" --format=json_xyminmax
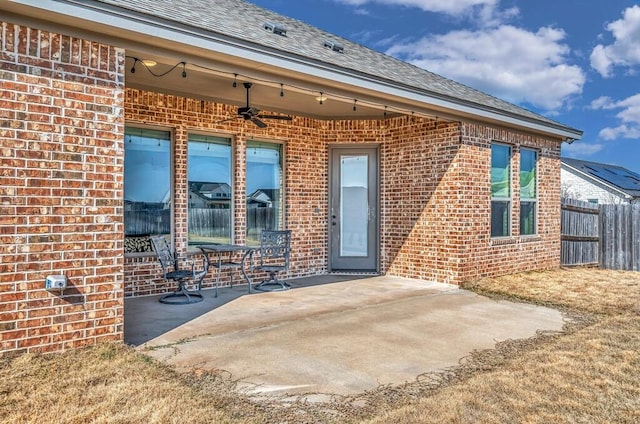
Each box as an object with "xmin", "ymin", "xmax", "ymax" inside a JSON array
[{"xmin": 94, "ymin": 0, "xmax": 580, "ymax": 135}]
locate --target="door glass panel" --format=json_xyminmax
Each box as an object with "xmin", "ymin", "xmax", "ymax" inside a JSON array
[{"xmin": 340, "ymin": 155, "xmax": 368, "ymax": 257}]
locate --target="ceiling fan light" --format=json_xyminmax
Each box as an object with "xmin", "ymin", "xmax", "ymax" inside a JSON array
[{"xmin": 141, "ymin": 59, "xmax": 157, "ymax": 67}]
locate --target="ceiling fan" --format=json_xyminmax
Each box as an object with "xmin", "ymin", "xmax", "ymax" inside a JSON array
[{"xmin": 222, "ymin": 82, "xmax": 292, "ymax": 128}]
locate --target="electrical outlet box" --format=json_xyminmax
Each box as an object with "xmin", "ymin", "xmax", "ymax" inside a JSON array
[{"xmin": 45, "ymin": 275, "xmax": 67, "ymax": 290}]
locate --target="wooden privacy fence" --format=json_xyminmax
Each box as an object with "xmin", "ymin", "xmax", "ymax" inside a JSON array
[
  {"xmin": 124, "ymin": 207, "xmax": 276, "ymax": 238},
  {"xmin": 600, "ymin": 203, "xmax": 640, "ymax": 271},
  {"xmin": 561, "ymin": 198, "xmax": 640, "ymax": 271},
  {"xmin": 561, "ymin": 198, "xmax": 599, "ymax": 267},
  {"xmin": 124, "ymin": 209, "xmax": 171, "ymax": 236}
]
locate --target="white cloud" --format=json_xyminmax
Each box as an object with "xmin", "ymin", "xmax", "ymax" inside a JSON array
[
  {"xmin": 599, "ymin": 125, "xmax": 640, "ymax": 140},
  {"xmin": 614, "ymin": 94, "xmax": 640, "ymax": 123},
  {"xmin": 335, "ymin": 0, "xmax": 497, "ymax": 15},
  {"xmin": 333, "ymin": 0, "xmax": 515, "ymax": 27},
  {"xmin": 351, "ymin": 29, "xmax": 382, "ymax": 44},
  {"xmin": 591, "ymin": 93, "xmax": 640, "ymax": 140},
  {"xmin": 562, "ymin": 142, "xmax": 605, "ymax": 157},
  {"xmin": 385, "ymin": 25, "xmax": 585, "ymax": 111},
  {"xmin": 590, "ymin": 45, "xmax": 613, "ymax": 78},
  {"xmin": 353, "ymin": 7, "xmax": 370, "ymax": 15},
  {"xmin": 590, "ymin": 5, "xmax": 640, "ymax": 78},
  {"xmin": 588, "ymin": 96, "xmax": 615, "ymax": 110}
]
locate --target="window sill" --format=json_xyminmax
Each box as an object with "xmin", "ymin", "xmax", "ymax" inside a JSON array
[
  {"xmin": 490, "ymin": 235, "xmax": 542, "ymax": 247},
  {"xmin": 125, "ymin": 251, "xmax": 156, "ymax": 260},
  {"xmin": 519, "ymin": 235, "xmax": 541, "ymax": 243},
  {"xmin": 490, "ymin": 237, "xmax": 517, "ymax": 246}
]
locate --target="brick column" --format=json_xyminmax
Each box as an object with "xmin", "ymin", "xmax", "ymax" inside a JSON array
[{"xmin": 0, "ymin": 22, "xmax": 125, "ymax": 353}]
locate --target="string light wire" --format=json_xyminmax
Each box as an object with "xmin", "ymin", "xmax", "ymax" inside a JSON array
[{"xmin": 125, "ymin": 55, "xmax": 449, "ymax": 122}]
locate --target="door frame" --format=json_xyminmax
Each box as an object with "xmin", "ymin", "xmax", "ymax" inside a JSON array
[{"xmin": 328, "ymin": 144, "xmax": 380, "ymax": 273}]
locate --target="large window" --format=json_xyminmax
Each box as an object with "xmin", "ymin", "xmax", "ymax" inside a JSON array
[
  {"xmin": 246, "ymin": 141, "xmax": 284, "ymax": 245},
  {"xmin": 124, "ymin": 128, "xmax": 172, "ymax": 253},
  {"xmin": 520, "ymin": 148, "xmax": 537, "ymax": 235},
  {"xmin": 187, "ymin": 134, "xmax": 232, "ymax": 245},
  {"xmin": 491, "ymin": 143, "xmax": 511, "ymax": 237}
]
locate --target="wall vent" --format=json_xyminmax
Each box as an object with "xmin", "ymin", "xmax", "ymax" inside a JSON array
[
  {"xmin": 323, "ymin": 41, "xmax": 344, "ymax": 53},
  {"xmin": 264, "ymin": 22, "xmax": 287, "ymax": 36}
]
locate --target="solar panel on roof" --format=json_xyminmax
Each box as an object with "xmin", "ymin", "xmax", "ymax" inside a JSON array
[
  {"xmin": 563, "ymin": 158, "xmax": 640, "ymax": 196},
  {"xmin": 585, "ymin": 166, "xmax": 640, "ymax": 191}
]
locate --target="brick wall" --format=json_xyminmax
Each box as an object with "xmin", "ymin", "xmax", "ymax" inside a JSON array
[
  {"xmin": 124, "ymin": 90, "xmax": 563, "ymax": 295},
  {"xmin": 0, "ymin": 23, "xmax": 563, "ymax": 354},
  {"xmin": 382, "ymin": 117, "xmax": 464, "ymax": 283},
  {"xmin": 124, "ymin": 90, "xmax": 329, "ymax": 295},
  {"xmin": 456, "ymin": 123, "xmax": 562, "ymax": 282},
  {"xmin": 0, "ymin": 22, "xmax": 125, "ymax": 354}
]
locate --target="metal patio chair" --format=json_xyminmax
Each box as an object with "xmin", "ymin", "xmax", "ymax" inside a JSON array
[
  {"xmin": 149, "ymin": 235, "xmax": 208, "ymax": 304},
  {"xmin": 250, "ymin": 230, "xmax": 292, "ymax": 292}
]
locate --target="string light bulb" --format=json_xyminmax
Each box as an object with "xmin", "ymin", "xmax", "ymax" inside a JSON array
[{"xmin": 123, "ymin": 55, "xmax": 450, "ymax": 124}]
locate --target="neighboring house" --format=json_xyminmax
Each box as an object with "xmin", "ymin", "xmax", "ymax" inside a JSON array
[
  {"xmin": 246, "ymin": 189, "xmax": 277, "ymax": 208},
  {"xmin": 189, "ymin": 182, "xmax": 231, "ymax": 208},
  {"xmin": 0, "ymin": 0, "xmax": 583, "ymax": 354},
  {"xmin": 561, "ymin": 158, "xmax": 640, "ymax": 204}
]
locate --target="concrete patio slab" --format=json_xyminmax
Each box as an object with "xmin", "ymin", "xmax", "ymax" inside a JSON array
[{"xmin": 134, "ymin": 276, "xmax": 565, "ymax": 397}]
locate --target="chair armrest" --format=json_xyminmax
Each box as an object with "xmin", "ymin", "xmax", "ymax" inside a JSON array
[
  {"xmin": 242, "ymin": 248, "xmax": 257, "ymax": 271},
  {"xmin": 176, "ymin": 255, "xmax": 196, "ymax": 275}
]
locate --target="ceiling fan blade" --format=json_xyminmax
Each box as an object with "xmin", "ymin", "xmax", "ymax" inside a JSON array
[
  {"xmin": 251, "ymin": 117, "xmax": 267, "ymax": 128},
  {"xmin": 257, "ymin": 114, "xmax": 293, "ymax": 121}
]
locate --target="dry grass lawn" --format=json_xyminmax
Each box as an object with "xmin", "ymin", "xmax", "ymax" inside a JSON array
[
  {"xmin": 1, "ymin": 268, "xmax": 639, "ymax": 423},
  {"xmin": 0, "ymin": 343, "xmax": 266, "ymax": 424}
]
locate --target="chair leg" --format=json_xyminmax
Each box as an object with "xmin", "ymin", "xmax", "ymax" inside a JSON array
[
  {"xmin": 254, "ymin": 272, "xmax": 291, "ymax": 292},
  {"xmin": 159, "ymin": 279, "xmax": 204, "ymax": 305}
]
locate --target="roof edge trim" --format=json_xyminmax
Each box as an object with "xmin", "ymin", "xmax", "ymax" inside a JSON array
[{"xmin": 5, "ymin": 0, "xmax": 583, "ymax": 140}]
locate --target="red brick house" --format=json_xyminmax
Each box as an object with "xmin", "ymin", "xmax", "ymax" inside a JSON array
[{"xmin": 0, "ymin": 0, "xmax": 582, "ymax": 354}]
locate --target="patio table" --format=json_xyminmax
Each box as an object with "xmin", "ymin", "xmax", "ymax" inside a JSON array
[{"xmin": 198, "ymin": 244, "xmax": 254, "ymax": 297}]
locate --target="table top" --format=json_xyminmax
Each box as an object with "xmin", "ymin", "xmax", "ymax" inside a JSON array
[{"xmin": 198, "ymin": 244, "xmax": 254, "ymax": 253}]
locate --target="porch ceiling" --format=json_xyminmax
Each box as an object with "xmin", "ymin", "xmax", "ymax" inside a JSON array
[{"xmin": 125, "ymin": 50, "xmax": 394, "ymax": 121}]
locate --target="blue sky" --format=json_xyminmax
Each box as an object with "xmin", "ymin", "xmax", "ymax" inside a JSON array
[{"xmin": 249, "ymin": 0, "xmax": 640, "ymax": 172}]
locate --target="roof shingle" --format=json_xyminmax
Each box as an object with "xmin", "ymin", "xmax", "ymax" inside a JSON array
[{"xmin": 94, "ymin": 0, "xmax": 580, "ymax": 135}]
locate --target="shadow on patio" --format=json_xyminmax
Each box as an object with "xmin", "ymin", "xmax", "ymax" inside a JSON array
[{"xmin": 124, "ymin": 274, "xmax": 371, "ymax": 346}]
